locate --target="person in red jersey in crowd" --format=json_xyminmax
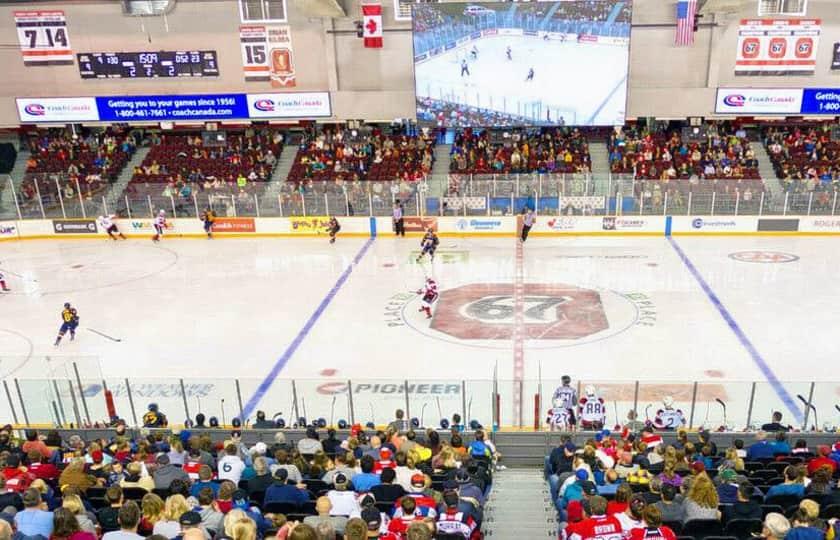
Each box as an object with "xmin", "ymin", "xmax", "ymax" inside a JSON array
[{"xmin": 628, "ymin": 505, "xmax": 677, "ymax": 540}]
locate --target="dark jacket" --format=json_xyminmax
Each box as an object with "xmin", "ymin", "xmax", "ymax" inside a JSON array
[{"xmin": 722, "ymin": 501, "xmax": 763, "ymax": 522}]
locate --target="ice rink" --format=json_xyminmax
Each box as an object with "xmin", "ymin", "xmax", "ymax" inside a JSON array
[
  {"xmin": 414, "ymin": 35, "xmax": 628, "ymax": 125},
  {"xmin": 1, "ymin": 234, "xmax": 838, "ymax": 430}
]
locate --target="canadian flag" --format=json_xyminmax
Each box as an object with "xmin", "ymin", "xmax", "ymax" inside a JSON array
[{"xmin": 362, "ymin": 3, "xmax": 383, "ymax": 48}]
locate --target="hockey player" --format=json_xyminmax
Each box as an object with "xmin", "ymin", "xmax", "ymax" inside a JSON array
[
  {"xmin": 460, "ymin": 58, "xmax": 470, "ymax": 77},
  {"xmin": 98, "ymin": 215, "xmax": 126, "ymax": 240},
  {"xmin": 546, "ymin": 397, "xmax": 572, "ymax": 431},
  {"xmin": 552, "ymin": 375, "xmax": 578, "ymax": 428},
  {"xmin": 152, "ymin": 210, "xmax": 166, "ymax": 242},
  {"xmin": 653, "ymin": 396, "xmax": 686, "ymax": 431},
  {"xmin": 470, "ymin": 45, "xmax": 478, "ymax": 60},
  {"xmin": 327, "ymin": 216, "xmax": 341, "ymax": 244},
  {"xmin": 506, "ymin": 46, "xmax": 512, "ymax": 60},
  {"xmin": 0, "ymin": 266, "xmax": 9, "ymax": 292},
  {"xmin": 201, "ymin": 207, "xmax": 215, "ymax": 239},
  {"xmin": 416, "ymin": 277, "xmax": 438, "ymax": 319},
  {"xmin": 525, "ymin": 67, "xmax": 534, "ymax": 82},
  {"xmin": 578, "ymin": 385, "xmax": 607, "ymax": 430},
  {"xmin": 142, "ymin": 403, "xmax": 168, "ymax": 427},
  {"xmin": 54, "ymin": 302, "xmax": 79, "ymax": 347},
  {"xmin": 416, "ymin": 227, "xmax": 439, "ymax": 263}
]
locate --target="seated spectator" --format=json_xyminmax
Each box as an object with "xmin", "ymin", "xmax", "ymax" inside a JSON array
[
  {"xmin": 97, "ymin": 486, "xmax": 124, "ymax": 533},
  {"xmin": 805, "ymin": 466, "xmax": 833, "ymax": 497},
  {"xmin": 303, "ymin": 496, "xmax": 347, "ymax": 535},
  {"xmin": 102, "ymin": 501, "xmax": 144, "ymax": 540},
  {"xmin": 747, "ymin": 432, "xmax": 775, "ymax": 460},
  {"xmin": 326, "ymin": 473, "xmax": 360, "ymax": 517},
  {"xmin": 807, "ymin": 446, "xmax": 837, "ymax": 476},
  {"xmin": 598, "ymin": 470, "xmax": 622, "ymax": 498},
  {"xmin": 769, "ymin": 432, "xmax": 792, "ymax": 455},
  {"xmin": 51, "ymin": 507, "xmax": 96, "ymax": 540},
  {"xmin": 615, "ymin": 451, "xmax": 639, "ymax": 479},
  {"xmin": 654, "ymin": 483, "xmax": 684, "ymax": 524},
  {"xmin": 607, "ymin": 484, "xmax": 633, "ymax": 515},
  {"xmin": 615, "ymin": 494, "xmax": 646, "ymax": 532},
  {"xmin": 298, "ymin": 428, "xmax": 323, "ymax": 458},
  {"xmin": 681, "ymin": 472, "xmax": 720, "ymax": 523},
  {"xmin": 21, "ymin": 431, "xmax": 52, "ymax": 460},
  {"xmin": 217, "ymin": 444, "xmax": 246, "ymax": 485},
  {"xmin": 435, "ymin": 491, "xmax": 477, "ymax": 539},
  {"xmin": 2, "ymin": 455, "xmax": 34, "ymax": 493},
  {"xmin": 188, "ymin": 466, "xmax": 218, "ymax": 499},
  {"xmin": 566, "ymin": 495, "xmax": 621, "ymax": 540},
  {"xmin": 765, "ymin": 466, "xmax": 806, "ymax": 500},
  {"xmin": 271, "ymin": 450, "xmax": 303, "ymax": 484},
  {"xmin": 15, "ymin": 488, "xmax": 53, "ymax": 538},
  {"xmin": 0, "ymin": 477, "xmax": 23, "ymax": 512},
  {"xmin": 263, "ymin": 468, "xmax": 309, "ymax": 506},
  {"xmin": 370, "ymin": 468, "xmax": 405, "ymax": 504},
  {"xmin": 120, "ymin": 463, "xmax": 154, "ymax": 492},
  {"xmin": 138, "ymin": 494, "xmax": 164, "ymax": 536},
  {"xmin": 723, "ymin": 483, "xmax": 762, "ymax": 522},
  {"xmin": 153, "ymin": 454, "xmax": 189, "ymax": 491},
  {"xmin": 628, "ymin": 505, "xmax": 677, "ymax": 540},
  {"xmin": 195, "ymin": 487, "xmax": 223, "ymax": 535},
  {"xmin": 787, "ymin": 508, "xmax": 824, "ymax": 540},
  {"xmin": 547, "ymin": 441, "xmax": 576, "ymax": 501},
  {"xmin": 352, "ymin": 456, "xmax": 381, "ymax": 494},
  {"xmin": 152, "ymin": 495, "xmax": 189, "ymax": 538},
  {"xmin": 716, "ymin": 469, "xmax": 740, "ymax": 504},
  {"xmin": 61, "ymin": 494, "xmax": 96, "ymax": 534}
]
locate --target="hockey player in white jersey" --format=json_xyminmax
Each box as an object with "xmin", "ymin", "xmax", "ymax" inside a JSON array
[
  {"xmin": 546, "ymin": 397, "xmax": 572, "ymax": 431},
  {"xmin": 654, "ymin": 396, "xmax": 686, "ymax": 430},
  {"xmin": 98, "ymin": 215, "xmax": 126, "ymax": 240},
  {"xmin": 578, "ymin": 385, "xmax": 607, "ymax": 430},
  {"xmin": 152, "ymin": 210, "xmax": 166, "ymax": 242},
  {"xmin": 552, "ymin": 375, "xmax": 577, "ymax": 428},
  {"xmin": 416, "ymin": 277, "xmax": 438, "ymax": 319}
]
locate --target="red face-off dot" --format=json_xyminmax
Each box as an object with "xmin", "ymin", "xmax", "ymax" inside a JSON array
[{"xmin": 320, "ymin": 369, "xmax": 337, "ymax": 377}]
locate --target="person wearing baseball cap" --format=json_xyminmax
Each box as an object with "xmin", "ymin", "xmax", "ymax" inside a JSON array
[
  {"xmin": 547, "ymin": 440, "xmax": 577, "ymax": 501},
  {"xmin": 264, "ymin": 468, "xmax": 308, "ymax": 506},
  {"xmin": 453, "ymin": 469, "xmax": 485, "ymax": 507},
  {"xmin": 615, "ymin": 493, "xmax": 646, "ymax": 532},
  {"xmin": 398, "ymin": 474, "xmax": 437, "ymax": 514},
  {"xmin": 326, "ymin": 473, "xmax": 361, "ymax": 518}
]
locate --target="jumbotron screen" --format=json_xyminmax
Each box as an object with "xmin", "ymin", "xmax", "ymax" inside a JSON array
[{"xmin": 413, "ymin": 1, "xmax": 632, "ymax": 127}]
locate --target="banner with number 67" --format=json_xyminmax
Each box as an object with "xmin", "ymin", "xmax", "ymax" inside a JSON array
[{"xmin": 15, "ymin": 10, "xmax": 73, "ymax": 65}]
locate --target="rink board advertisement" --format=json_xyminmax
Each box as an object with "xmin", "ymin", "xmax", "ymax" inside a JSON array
[
  {"xmin": 412, "ymin": 2, "xmax": 631, "ymax": 127},
  {"xmin": 16, "ymin": 92, "xmax": 331, "ymax": 123}
]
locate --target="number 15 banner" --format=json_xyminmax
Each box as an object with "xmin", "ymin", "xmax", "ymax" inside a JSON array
[
  {"xmin": 240, "ymin": 25, "xmax": 296, "ymax": 87},
  {"xmin": 15, "ymin": 10, "xmax": 73, "ymax": 65}
]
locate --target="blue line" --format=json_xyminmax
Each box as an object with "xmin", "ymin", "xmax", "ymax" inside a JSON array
[
  {"xmin": 667, "ymin": 237, "xmax": 803, "ymax": 423},
  {"xmin": 240, "ymin": 237, "xmax": 375, "ymax": 420},
  {"xmin": 664, "ymin": 216, "xmax": 672, "ymax": 237}
]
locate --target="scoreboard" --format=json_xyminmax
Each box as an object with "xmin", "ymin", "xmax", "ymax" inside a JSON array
[{"xmin": 77, "ymin": 51, "xmax": 219, "ymax": 79}]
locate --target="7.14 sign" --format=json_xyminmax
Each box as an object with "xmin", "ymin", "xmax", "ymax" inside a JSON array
[{"xmin": 14, "ymin": 11, "xmax": 73, "ymax": 65}]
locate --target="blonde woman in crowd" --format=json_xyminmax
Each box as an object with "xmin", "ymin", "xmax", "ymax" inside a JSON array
[
  {"xmin": 153, "ymin": 494, "xmax": 190, "ymax": 538},
  {"xmin": 682, "ymin": 472, "xmax": 721, "ymax": 523},
  {"xmin": 61, "ymin": 493, "xmax": 97, "ymax": 534},
  {"xmin": 139, "ymin": 493, "xmax": 165, "ymax": 536}
]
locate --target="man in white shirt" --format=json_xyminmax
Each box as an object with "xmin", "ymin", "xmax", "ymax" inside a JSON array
[
  {"xmin": 615, "ymin": 494, "xmax": 646, "ymax": 532},
  {"xmin": 216, "ymin": 444, "xmax": 246, "ymax": 484},
  {"xmin": 326, "ymin": 473, "xmax": 360, "ymax": 517}
]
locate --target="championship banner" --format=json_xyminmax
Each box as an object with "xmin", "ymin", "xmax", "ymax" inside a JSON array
[
  {"xmin": 267, "ymin": 26, "xmax": 295, "ymax": 88},
  {"xmin": 736, "ymin": 19, "xmax": 821, "ymax": 75},
  {"xmin": 14, "ymin": 10, "xmax": 73, "ymax": 65},
  {"xmin": 240, "ymin": 25, "xmax": 270, "ymax": 82}
]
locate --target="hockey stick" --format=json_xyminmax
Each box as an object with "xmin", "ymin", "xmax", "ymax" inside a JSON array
[
  {"xmin": 329, "ymin": 396, "xmax": 336, "ymax": 428},
  {"xmin": 613, "ymin": 401, "xmax": 619, "ymax": 428},
  {"xmin": 436, "ymin": 397, "xmax": 443, "ymax": 424},
  {"xmin": 644, "ymin": 404, "xmax": 652, "ymax": 422},
  {"xmin": 467, "ymin": 397, "xmax": 473, "ymax": 426},
  {"xmin": 88, "ymin": 328, "xmax": 122, "ymax": 342},
  {"xmin": 797, "ymin": 394, "xmax": 818, "ymax": 430},
  {"xmin": 420, "ymin": 403, "xmax": 427, "ymax": 428},
  {"xmin": 715, "ymin": 398, "xmax": 727, "ymax": 427},
  {"xmin": 0, "ymin": 268, "xmax": 38, "ymax": 283},
  {"xmin": 835, "ymin": 404, "xmax": 840, "ymax": 414}
]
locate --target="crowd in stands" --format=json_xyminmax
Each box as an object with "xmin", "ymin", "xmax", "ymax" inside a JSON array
[
  {"xmin": 17, "ymin": 129, "xmax": 135, "ymax": 210},
  {"xmin": 0, "ymin": 407, "xmax": 497, "ymax": 540},
  {"xmin": 547, "ymin": 413, "xmax": 840, "ymax": 540},
  {"xmin": 608, "ymin": 125, "xmax": 760, "ymax": 181},
  {"xmin": 552, "ymin": 1, "xmax": 625, "ymax": 24},
  {"xmin": 449, "ymin": 127, "xmax": 590, "ymax": 175},
  {"xmin": 764, "ymin": 126, "xmax": 840, "ymax": 194},
  {"xmin": 416, "ymin": 99, "xmax": 549, "ymax": 130},
  {"xmin": 127, "ymin": 130, "xmax": 284, "ymax": 204},
  {"xmin": 286, "ymin": 127, "xmax": 434, "ymax": 185}
]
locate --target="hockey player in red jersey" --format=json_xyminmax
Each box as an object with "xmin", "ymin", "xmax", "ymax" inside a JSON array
[
  {"xmin": 653, "ymin": 396, "xmax": 686, "ymax": 431},
  {"xmin": 578, "ymin": 385, "xmax": 607, "ymax": 430},
  {"xmin": 417, "ymin": 277, "xmax": 438, "ymax": 319}
]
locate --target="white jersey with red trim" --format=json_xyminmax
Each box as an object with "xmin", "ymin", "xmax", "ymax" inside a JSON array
[
  {"xmin": 98, "ymin": 215, "xmax": 115, "ymax": 229},
  {"xmin": 154, "ymin": 215, "xmax": 166, "ymax": 228},
  {"xmin": 547, "ymin": 407, "xmax": 571, "ymax": 429},
  {"xmin": 422, "ymin": 279, "xmax": 438, "ymax": 303},
  {"xmin": 435, "ymin": 509, "xmax": 476, "ymax": 538},
  {"xmin": 578, "ymin": 396, "xmax": 606, "ymax": 425},
  {"xmin": 654, "ymin": 408, "xmax": 685, "ymax": 430}
]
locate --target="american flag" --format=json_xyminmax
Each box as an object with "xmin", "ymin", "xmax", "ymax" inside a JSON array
[{"xmin": 675, "ymin": 0, "xmax": 697, "ymax": 46}]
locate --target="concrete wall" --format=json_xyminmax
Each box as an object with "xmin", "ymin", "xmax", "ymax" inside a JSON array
[{"xmin": 0, "ymin": 0, "xmax": 839, "ymax": 125}]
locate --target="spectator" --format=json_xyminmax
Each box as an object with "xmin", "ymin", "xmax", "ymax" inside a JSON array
[
  {"xmin": 245, "ymin": 458, "xmax": 272, "ymax": 495},
  {"xmin": 61, "ymin": 494, "xmax": 96, "ymax": 534},
  {"xmin": 628, "ymin": 505, "xmax": 677, "ymax": 540},
  {"xmin": 761, "ymin": 513, "xmax": 791, "ymax": 540},
  {"xmin": 271, "ymin": 451, "xmax": 302, "ymax": 484},
  {"xmin": 297, "ymin": 428, "xmax": 322, "ymax": 457},
  {"xmin": 615, "ymin": 494, "xmax": 646, "ymax": 532},
  {"xmin": 303, "ymin": 497, "xmax": 347, "ymax": 535},
  {"xmin": 769, "ymin": 431, "xmax": 791, "ymax": 455},
  {"xmin": 15, "ymin": 489, "xmax": 53, "ymax": 538},
  {"xmin": 787, "ymin": 508, "xmax": 824, "ymax": 540},
  {"xmin": 746, "ymin": 432, "xmax": 775, "ymax": 460},
  {"xmin": 352, "ymin": 456, "xmax": 381, "ymax": 494},
  {"xmin": 615, "ymin": 451, "xmax": 639, "ymax": 480},
  {"xmin": 598, "ymin": 470, "xmax": 621, "ymax": 498},
  {"xmin": 188, "ymin": 466, "xmax": 218, "ymax": 499},
  {"xmin": 102, "ymin": 501, "xmax": 144, "ymax": 540},
  {"xmin": 566, "ymin": 495, "xmax": 621, "ymax": 540},
  {"xmin": 715, "ymin": 469, "xmax": 739, "ymax": 504},
  {"xmin": 654, "ymin": 484, "xmax": 685, "ymax": 524},
  {"xmin": 218, "ymin": 444, "xmax": 246, "ymax": 484},
  {"xmin": 50, "ymin": 507, "xmax": 96, "ymax": 540},
  {"xmin": 321, "ymin": 430, "xmax": 343, "ymax": 458},
  {"xmin": 681, "ymin": 473, "xmax": 720, "ymax": 524},
  {"xmin": 120, "ymin": 463, "xmax": 154, "ymax": 492},
  {"xmin": 722, "ymin": 483, "xmax": 762, "ymax": 522},
  {"xmin": 2, "ymin": 455, "xmax": 34, "ymax": 493},
  {"xmin": 370, "ymin": 468, "xmax": 405, "ymax": 504},
  {"xmin": 765, "ymin": 466, "xmax": 806, "ymax": 500},
  {"xmin": 0, "ymin": 477, "xmax": 23, "ymax": 512},
  {"xmin": 21, "ymin": 432, "xmax": 52, "ymax": 460},
  {"xmin": 807, "ymin": 446, "xmax": 837, "ymax": 476},
  {"xmin": 139, "ymin": 494, "xmax": 165, "ymax": 536},
  {"xmin": 435, "ymin": 491, "xmax": 476, "ymax": 539},
  {"xmin": 805, "ymin": 466, "xmax": 833, "ymax": 496},
  {"xmin": 176, "ymin": 512, "xmax": 204, "ymax": 540},
  {"xmin": 97, "ymin": 486, "xmax": 124, "ymax": 533},
  {"xmin": 326, "ymin": 473, "xmax": 360, "ymax": 517},
  {"xmin": 152, "ymin": 454, "xmax": 189, "ymax": 491},
  {"xmin": 323, "ymin": 453, "xmax": 356, "ymax": 487},
  {"xmin": 547, "ymin": 441, "xmax": 576, "ymax": 501},
  {"xmin": 195, "ymin": 487, "xmax": 224, "ymax": 535},
  {"xmin": 607, "ymin": 484, "xmax": 632, "ymax": 515},
  {"xmin": 152, "ymin": 495, "xmax": 189, "ymax": 538},
  {"xmin": 263, "ymin": 469, "xmax": 309, "ymax": 506}
]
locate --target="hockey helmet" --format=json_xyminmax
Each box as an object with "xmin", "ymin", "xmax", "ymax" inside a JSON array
[
  {"xmin": 410, "ymin": 417, "xmax": 420, "ymax": 428},
  {"xmin": 561, "ymin": 375, "xmax": 571, "ymax": 384},
  {"xmin": 663, "ymin": 396, "xmax": 674, "ymax": 408},
  {"xmin": 337, "ymin": 419, "xmax": 348, "ymax": 429},
  {"xmin": 365, "ymin": 421, "xmax": 375, "ymax": 429},
  {"xmin": 275, "ymin": 417, "xmax": 286, "ymax": 428},
  {"xmin": 64, "ymin": 302, "xmax": 71, "ymax": 308},
  {"xmin": 317, "ymin": 418, "xmax": 327, "ymax": 428},
  {"xmin": 208, "ymin": 416, "xmax": 219, "ymax": 427},
  {"xmin": 469, "ymin": 420, "xmax": 482, "ymax": 430},
  {"xmin": 231, "ymin": 418, "xmax": 242, "ymax": 428},
  {"xmin": 148, "ymin": 403, "xmax": 159, "ymax": 412},
  {"xmin": 440, "ymin": 418, "xmax": 450, "ymax": 429},
  {"xmin": 584, "ymin": 385, "xmax": 596, "ymax": 397}
]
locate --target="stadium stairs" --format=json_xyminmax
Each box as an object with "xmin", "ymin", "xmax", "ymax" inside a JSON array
[
  {"xmin": 589, "ymin": 141, "xmax": 612, "ymax": 194},
  {"xmin": 752, "ymin": 142, "xmax": 783, "ymax": 211},
  {"xmin": 258, "ymin": 135, "xmax": 299, "ymax": 211},
  {"xmin": 483, "ymin": 468, "xmax": 557, "ymax": 538},
  {"xmin": 0, "ymin": 148, "xmax": 29, "ymax": 219},
  {"xmin": 427, "ymin": 144, "xmax": 451, "ymax": 197},
  {"xmin": 104, "ymin": 145, "xmax": 151, "ymax": 213}
]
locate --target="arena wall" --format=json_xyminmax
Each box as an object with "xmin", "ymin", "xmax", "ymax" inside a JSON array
[{"xmin": 1, "ymin": 0, "xmax": 839, "ymax": 124}]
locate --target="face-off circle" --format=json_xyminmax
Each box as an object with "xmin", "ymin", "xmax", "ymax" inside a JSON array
[
  {"xmin": 401, "ymin": 282, "xmax": 641, "ymax": 350},
  {"xmin": 728, "ymin": 251, "xmax": 799, "ymax": 264}
]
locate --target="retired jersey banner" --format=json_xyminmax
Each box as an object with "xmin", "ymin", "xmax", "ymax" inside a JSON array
[
  {"xmin": 240, "ymin": 25, "xmax": 270, "ymax": 82},
  {"xmin": 15, "ymin": 10, "xmax": 73, "ymax": 65},
  {"xmin": 736, "ymin": 19, "xmax": 821, "ymax": 75},
  {"xmin": 267, "ymin": 26, "xmax": 295, "ymax": 87}
]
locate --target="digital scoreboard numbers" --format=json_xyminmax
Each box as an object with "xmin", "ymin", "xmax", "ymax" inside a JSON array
[
  {"xmin": 77, "ymin": 51, "xmax": 219, "ymax": 79},
  {"xmin": 14, "ymin": 10, "xmax": 74, "ymax": 65}
]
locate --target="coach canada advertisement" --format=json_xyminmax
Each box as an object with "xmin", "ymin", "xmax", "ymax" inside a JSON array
[{"xmin": 413, "ymin": 1, "xmax": 631, "ymax": 127}]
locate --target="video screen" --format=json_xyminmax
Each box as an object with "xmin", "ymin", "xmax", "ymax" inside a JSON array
[{"xmin": 413, "ymin": 1, "xmax": 632, "ymax": 127}]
